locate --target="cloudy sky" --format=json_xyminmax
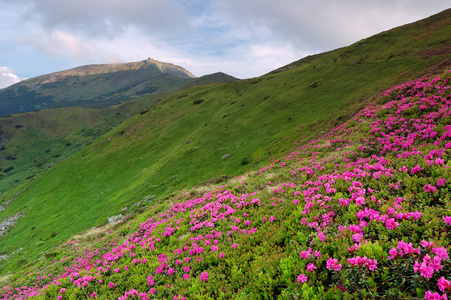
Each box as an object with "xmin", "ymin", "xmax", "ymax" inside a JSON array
[{"xmin": 0, "ymin": 1, "xmax": 449, "ymax": 88}]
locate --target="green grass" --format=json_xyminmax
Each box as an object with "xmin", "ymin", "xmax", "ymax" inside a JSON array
[
  {"xmin": 0, "ymin": 74, "xmax": 236, "ymax": 193},
  {"xmin": 3, "ymin": 67, "xmax": 451, "ymax": 299},
  {"xmin": 0, "ymin": 8, "xmax": 450, "ymax": 274}
]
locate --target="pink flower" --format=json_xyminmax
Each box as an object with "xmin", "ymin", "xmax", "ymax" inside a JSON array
[
  {"xmin": 232, "ymin": 243, "xmax": 238, "ymax": 249},
  {"xmin": 349, "ymin": 224, "xmax": 362, "ymax": 233},
  {"xmin": 352, "ymin": 233, "xmax": 363, "ymax": 242},
  {"xmin": 414, "ymin": 256, "xmax": 435, "ymax": 279},
  {"xmin": 114, "ymin": 268, "xmax": 120, "ymax": 273},
  {"xmin": 60, "ymin": 288, "xmax": 66, "ymax": 294},
  {"xmin": 147, "ymin": 276, "xmax": 154, "ymax": 286},
  {"xmin": 108, "ymin": 282, "xmax": 116, "ymax": 289},
  {"xmin": 424, "ymin": 184, "xmax": 437, "ymax": 193},
  {"xmin": 200, "ymin": 271, "xmax": 209, "ymax": 282},
  {"xmin": 433, "ymin": 246, "xmax": 449, "ymax": 260},
  {"xmin": 387, "ymin": 247, "xmax": 398, "ymax": 260},
  {"xmin": 306, "ymin": 263, "xmax": 317, "ymax": 272},
  {"xmin": 168, "ymin": 268, "xmax": 175, "ymax": 276},
  {"xmin": 444, "ymin": 216, "xmax": 451, "ymax": 225},
  {"xmin": 355, "ymin": 196, "xmax": 365, "ymax": 206},
  {"xmin": 347, "ymin": 256, "xmax": 377, "ymax": 271},
  {"xmin": 424, "ymin": 290, "xmax": 448, "ymax": 300},
  {"xmin": 410, "ymin": 165, "xmax": 423, "ymax": 175},
  {"xmin": 326, "ymin": 257, "xmax": 342, "ymax": 271},
  {"xmin": 437, "ymin": 178, "xmax": 447, "ymax": 186},
  {"xmin": 422, "ymin": 240, "xmax": 434, "ymax": 248},
  {"xmin": 385, "ymin": 218, "xmax": 399, "ymax": 230},
  {"xmin": 435, "ymin": 158, "xmax": 445, "ymax": 165},
  {"xmin": 297, "ymin": 274, "xmax": 308, "ymax": 283},
  {"xmin": 397, "ymin": 240, "xmax": 420, "ymax": 256},
  {"xmin": 438, "ymin": 276, "xmax": 451, "ymax": 292},
  {"xmin": 183, "ymin": 274, "xmax": 190, "ymax": 281},
  {"xmin": 218, "ymin": 252, "xmax": 224, "ymax": 259},
  {"xmin": 90, "ymin": 292, "xmax": 96, "ymax": 298},
  {"xmin": 365, "ymin": 259, "xmax": 378, "ymax": 271},
  {"xmin": 300, "ymin": 248, "xmax": 312, "ymax": 259}
]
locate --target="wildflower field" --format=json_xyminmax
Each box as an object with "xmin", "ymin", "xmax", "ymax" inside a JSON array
[
  {"xmin": 2, "ymin": 70, "xmax": 451, "ymax": 299},
  {"xmin": 2, "ymin": 9, "xmax": 451, "ymax": 278}
]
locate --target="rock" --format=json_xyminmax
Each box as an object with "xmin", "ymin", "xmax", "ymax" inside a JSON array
[
  {"xmin": 108, "ymin": 214, "xmax": 123, "ymax": 224},
  {"xmin": 0, "ymin": 197, "xmax": 16, "ymax": 212},
  {"xmin": 0, "ymin": 212, "xmax": 23, "ymax": 238},
  {"xmin": 0, "ymin": 254, "xmax": 8, "ymax": 261}
]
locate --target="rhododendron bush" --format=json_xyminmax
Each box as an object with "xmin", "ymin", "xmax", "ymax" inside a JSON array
[{"xmin": 2, "ymin": 71, "xmax": 451, "ymax": 299}]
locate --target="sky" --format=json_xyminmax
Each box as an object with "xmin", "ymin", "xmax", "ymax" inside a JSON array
[{"xmin": 0, "ymin": 1, "xmax": 449, "ymax": 89}]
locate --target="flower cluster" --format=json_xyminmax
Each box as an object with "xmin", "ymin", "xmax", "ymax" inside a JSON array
[{"xmin": 1, "ymin": 72, "xmax": 451, "ymax": 299}]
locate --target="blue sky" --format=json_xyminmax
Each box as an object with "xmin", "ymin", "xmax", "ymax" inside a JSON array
[{"xmin": 0, "ymin": 0, "xmax": 449, "ymax": 88}]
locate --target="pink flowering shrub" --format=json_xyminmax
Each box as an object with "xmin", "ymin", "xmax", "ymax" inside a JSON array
[
  {"xmin": 200, "ymin": 272, "xmax": 209, "ymax": 282},
  {"xmin": 1, "ymin": 72, "xmax": 451, "ymax": 299}
]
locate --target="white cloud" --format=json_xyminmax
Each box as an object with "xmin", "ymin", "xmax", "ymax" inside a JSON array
[
  {"xmin": 0, "ymin": 67, "xmax": 22, "ymax": 89},
  {"xmin": 21, "ymin": 29, "xmax": 101, "ymax": 63},
  {"xmin": 18, "ymin": 0, "xmax": 190, "ymax": 38},
  {"xmin": 211, "ymin": 0, "xmax": 450, "ymax": 53},
  {"xmin": 1, "ymin": 0, "xmax": 450, "ymax": 79}
]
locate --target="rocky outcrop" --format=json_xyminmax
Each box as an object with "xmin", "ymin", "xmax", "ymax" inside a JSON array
[
  {"xmin": 0, "ymin": 212, "xmax": 23, "ymax": 238},
  {"xmin": 0, "ymin": 198, "xmax": 15, "ymax": 212}
]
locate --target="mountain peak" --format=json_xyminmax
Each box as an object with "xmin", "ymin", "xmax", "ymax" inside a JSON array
[
  {"xmin": 0, "ymin": 59, "xmax": 199, "ymax": 115},
  {"xmin": 37, "ymin": 58, "xmax": 196, "ymax": 83}
]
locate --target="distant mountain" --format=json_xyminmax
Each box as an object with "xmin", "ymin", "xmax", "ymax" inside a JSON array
[
  {"xmin": 0, "ymin": 59, "xmax": 237, "ymax": 116},
  {"xmin": 0, "ymin": 68, "xmax": 237, "ymax": 193}
]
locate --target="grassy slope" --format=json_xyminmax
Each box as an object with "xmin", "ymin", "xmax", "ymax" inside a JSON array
[
  {"xmin": 0, "ymin": 73, "xmax": 237, "ymax": 193},
  {"xmin": 0, "ymin": 9, "xmax": 450, "ymax": 274},
  {"xmin": 2, "ymin": 61, "xmax": 451, "ymax": 300},
  {"xmin": 0, "ymin": 107, "xmax": 116, "ymax": 192}
]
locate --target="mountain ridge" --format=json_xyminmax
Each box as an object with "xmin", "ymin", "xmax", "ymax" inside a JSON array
[
  {"xmin": 0, "ymin": 58, "xmax": 228, "ymax": 116},
  {"xmin": 26, "ymin": 58, "xmax": 196, "ymax": 88}
]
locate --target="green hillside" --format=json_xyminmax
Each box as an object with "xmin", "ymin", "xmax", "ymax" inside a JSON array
[
  {"xmin": 4, "ymin": 68, "xmax": 451, "ymax": 299},
  {"xmin": 0, "ymin": 72, "xmax": 237, "ymax": 193},
  {"xmin": 0, "ymin": 8, "xmax": 450, "ymax": 279},
  {"xmin": 0, "ymin": 107, "xmax": 116, "ymax": 191}
]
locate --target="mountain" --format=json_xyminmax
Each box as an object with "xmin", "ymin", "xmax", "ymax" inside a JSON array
[
  {"xmin": 0, "ymin": 8, "xmax": 451, "ymax": 298},
  {"xmin": 0, "ymin": 70, "xmax": 238, "ymax": 193},
  {"xmin": 0, "ymin": 59, "xmax": 237, "ymax": 116}
]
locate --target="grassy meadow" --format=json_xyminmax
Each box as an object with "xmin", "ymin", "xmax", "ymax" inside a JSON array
[{"xmin": 0, "ymin": 8, "xmax": 450, "ymax": 299}]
